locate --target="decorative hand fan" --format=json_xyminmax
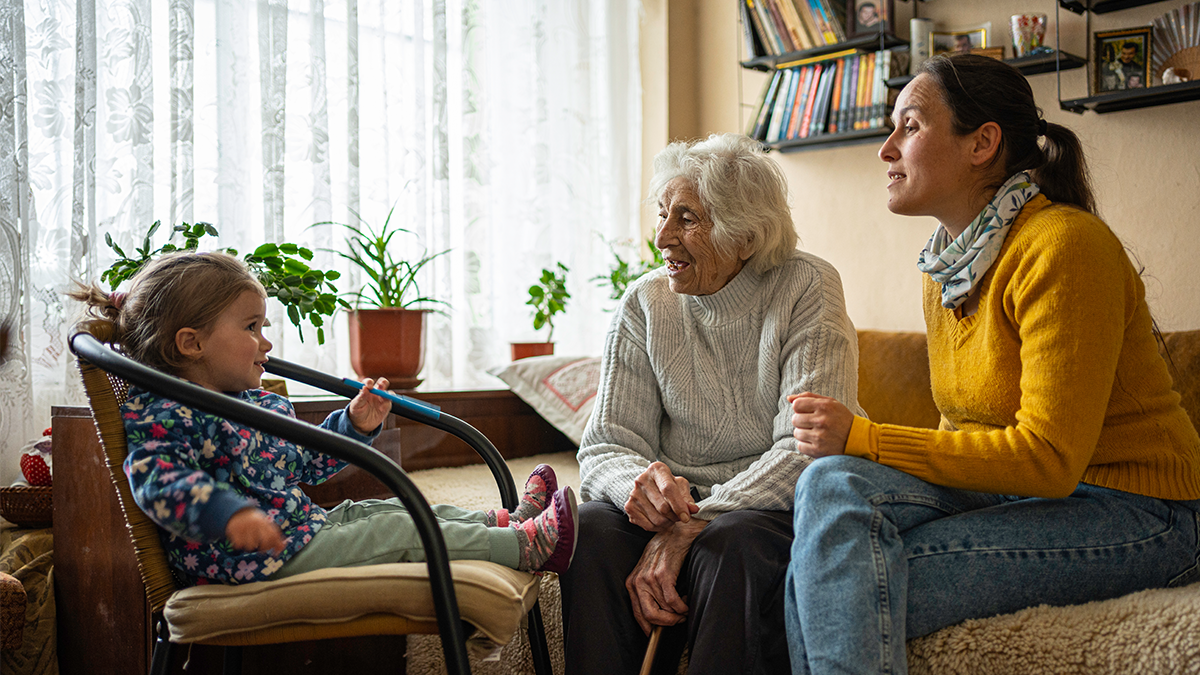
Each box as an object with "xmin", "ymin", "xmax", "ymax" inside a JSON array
[{"xmin": 1152, "ymin": 2, "xmax": 1200, "ymax": 84}]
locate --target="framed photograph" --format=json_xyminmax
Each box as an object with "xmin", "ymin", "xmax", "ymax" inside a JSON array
[
  {"xmin": 1094, "ymin": 27, "xmax": 1152, "ymax": 94},
  {"xmin": 932, "ymin": 24, "xmax": 991, "ymax": 56},
  {"xmin": 847, "ymin": 0, "xmax": 895, "ymax": 37}
]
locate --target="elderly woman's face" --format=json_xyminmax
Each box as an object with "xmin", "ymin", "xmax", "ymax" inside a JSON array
[{"xmin": 654, "ymin": 178, "xmax": 746, "ymax": 296}]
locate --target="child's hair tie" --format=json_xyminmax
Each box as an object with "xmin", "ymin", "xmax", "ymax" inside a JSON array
[{"xmin": 110, "ymin": 291, "xmax": 127, "ymax": 310}]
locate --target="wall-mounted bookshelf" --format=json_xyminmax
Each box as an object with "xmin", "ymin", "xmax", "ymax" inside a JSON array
[
  {"xmin": 884, "ymin": 49, "xmax": 1088, "ymax": 91},
  {"xmin": 739, "ymin": 0, "xmax": 910, "ymax": 152},
  {"xmin": 1055, "ymin": 0, "xmax": 1200, "ymax": 114}
]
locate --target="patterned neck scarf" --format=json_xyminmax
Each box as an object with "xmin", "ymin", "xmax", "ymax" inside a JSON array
[{"xmin": 917, "ymin": 172, "xmax": 1041, "ymax": 310}]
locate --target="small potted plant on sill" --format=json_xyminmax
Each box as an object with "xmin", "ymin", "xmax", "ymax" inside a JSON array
[
  {"xmin": 319, "ymin": 207, "xmax": 450, "ymax": 389},
  {"xmin": 512, "ymin": 262, "xmax": 570, "ymax": 361},
  {"xmin": 101, "ymin": 220, "xmax": 344, "ymax": 345},
  {"xmin": 591, "ymin": 236, "xmax": 664, "ymax": 309}
]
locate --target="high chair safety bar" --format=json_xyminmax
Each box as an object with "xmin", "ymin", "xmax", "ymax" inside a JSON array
[
  {"xmin": 263, "ymin": 358, "xmax": 520, "ymax": 510},
  {"xmin": 68, "ymin": 331, "xmax": 473, "ymax": 675},
  {"xmin": 264, "ymin": 357, "xmax": 555, "ymax": 675}
]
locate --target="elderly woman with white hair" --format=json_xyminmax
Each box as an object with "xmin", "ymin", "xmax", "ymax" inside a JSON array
[{"xmin": 559, "ymin": 133, "xmax": 865, "ymax": 675}]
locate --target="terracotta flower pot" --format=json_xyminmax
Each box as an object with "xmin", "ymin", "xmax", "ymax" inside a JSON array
[
  {"xmin": 511, "ymin": 342, "xmax": 555, "ymax": 361},
  {"xmin": 347, "ymin": 309, "xmax": 428, "ymax": 389}
]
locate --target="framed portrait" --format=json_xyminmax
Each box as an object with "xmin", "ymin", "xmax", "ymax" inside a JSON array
[
  {"xmin": 847, "ymin": 0, "xmax": 895, "ymax": 37},
  {"xmin": 932, "ymin": 24, "xmax": 991, "ymax": 56},
  {"xmin": 1094, "ymin": 27, "xmax": 1152, "ymax": 94}
]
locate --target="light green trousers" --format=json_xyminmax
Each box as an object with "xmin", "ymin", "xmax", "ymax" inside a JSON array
[{"xmin": 274, "ymin": 498, "xmax": 519, "ymax": 578}]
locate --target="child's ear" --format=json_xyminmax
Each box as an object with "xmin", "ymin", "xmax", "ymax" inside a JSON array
[{"xmin": 176, "ymin": 327, "xmax": 203, "ymax": 359}]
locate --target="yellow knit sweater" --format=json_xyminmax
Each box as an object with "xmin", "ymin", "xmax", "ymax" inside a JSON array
[{"xmin": 846, "ymin": 195, "xmax": 1200, "ymax": 500}]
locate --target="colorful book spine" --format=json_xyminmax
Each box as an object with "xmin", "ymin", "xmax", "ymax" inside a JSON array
[
  {"xmin": 785, "ymin": 66, "xmax": 812, "ymax": 140},
  {"xmin": 764, "ymin": 0, "xmax": 795, "ymax": 52},
  {"xmin": 749, "ymin": 0, "xmax": 782, "ymax": 55},
  {"xmin": 775, "ymin": 0, "xmax": 813, "ymax": 51},
  {"xmin": 827, "ymin": 57, "xmax": 845, "ymax": 135},
  {"xmin": 740, "ymin": 0, "xmax": 768, "ymax": 59},
  {"xmin": 791, "ymin": 0, "xmax": 823, "ymax": 47},
  {"xmin": 840, "ymin": 55, "xmax": 858, "ymax": 134},
  {"xmin": 810, "ymin": 64, "xmax": 837, "ymax": 137},
  {"xmin": 748, "ymin": 69, "xmax": 780, "ymax": 138},
  {"xmin": 798, "ymin": 63, "xmax": 823, "ymax": 138},
  {"xmin": 806, "ymin": 0, "xmax": 836, "ymax": 44},
  {"xmin": 766, "ymin": 69, "xmax": 794, "ymax": 142},
  {"xmin": 778, "ymin": 67, "xmax": 802, "ymax": 140}
]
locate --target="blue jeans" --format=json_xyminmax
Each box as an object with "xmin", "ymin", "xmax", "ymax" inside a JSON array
[{"xmin": 785, "ymin": 455, "xmax": 1200, "ymax": 675}]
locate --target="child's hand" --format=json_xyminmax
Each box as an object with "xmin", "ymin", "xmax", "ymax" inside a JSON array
[
  {"xmin": 348, "ymin": 377, "xmax": 392, "ymax": 434},
  {"xmin": 226, "ymin": 508, "xmax": 286, "ymax": 555}
]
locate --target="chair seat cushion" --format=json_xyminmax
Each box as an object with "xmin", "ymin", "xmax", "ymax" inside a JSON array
[{"xmin": 165, "ymin": 560, "xmax": 541, "ymax": 646}]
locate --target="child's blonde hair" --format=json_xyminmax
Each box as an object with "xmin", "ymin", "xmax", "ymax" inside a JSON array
[{"xmin": 71, "ymin": 251, "xmax": 266, "ymax": 374}]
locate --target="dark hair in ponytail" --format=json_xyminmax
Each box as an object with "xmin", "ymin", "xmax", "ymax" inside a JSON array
[{"xmin": 918, "ymin": 54, "xmax": 1097, "ymax": 215}]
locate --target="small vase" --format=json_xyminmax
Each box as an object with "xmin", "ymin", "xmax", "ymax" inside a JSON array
[{"xmin": 510, "ymin": 342, "xmax": 555, "ymax": 361}]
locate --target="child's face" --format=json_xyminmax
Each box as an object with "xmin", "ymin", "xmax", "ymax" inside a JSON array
[{"xmin": 186, "ymin": 290, "xmax": 273, "ymax": 392}]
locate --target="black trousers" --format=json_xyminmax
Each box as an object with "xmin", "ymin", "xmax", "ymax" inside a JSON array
[{"xmin": 559, "ymin": 501, "xmax": 793, "ymax": 675}]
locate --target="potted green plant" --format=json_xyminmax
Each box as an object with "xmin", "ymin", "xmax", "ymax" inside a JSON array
[
  {"xmin": 591, "ymin": 237, "xmax": 664, "ymax": 308},
  {"xmin": 319, "ymin": 207, "xmax": 450, "ymax": 388},
  {"xmin": 512, "ymin": 262, "xmax": 570, "ymax": 361},
  {"xmin": 102, "ymin": 221, "xmax": 344, "ymax": 344}
]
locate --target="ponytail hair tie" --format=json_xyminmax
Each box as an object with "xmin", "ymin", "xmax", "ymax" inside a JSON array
[
  {"xmin": 1037, "ymin": 119, "xmax": 1048, "ymax": 136},
  {"xmin": 110, "ymin": 291, "xmax": 127, "ymax": 311}
]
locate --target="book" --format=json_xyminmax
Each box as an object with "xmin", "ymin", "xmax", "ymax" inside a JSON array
[
  {"xmin": 778, "ymin": 67, "xmax": 802, "ymax": 140},
  {"xmin": 774, "ymin": 0, "xmax": 813, "ymax": 51},
  {"xmin": 739, "ymin": 0, "xmax": 768, "ymax": 59},
  {"xmin": 789, "ymin": 0, "xmax": 823, "ymax": 47},
  {"xmin": 805, "ymin": 0, "xmax": 837, "ymax": 44},
  {"xmin": 763, "ymin": 0, "xmax": 795, "ymax": 52},
  {"xmin": 785, "ymin": 66, "xmax": 811, "ymax": 139},
  {"xmin": 872, "ymin": 50, "xmax": 890, "ymax": 129},
  {"xmin": 748, "ymin": 0, "xmax": 781, "ymax": 55},
  {"xmin": 810, "ymin": 63, "xmax": 838, "ymax": 136},
  {"xmin": 798, "ymin": 62, "xmax": 824, "ymax": 138},
  {"xmin": 786, "ymin": 66, "xmax": 813, "ymax": 139},
  {"xmin": 818, "ymin": 0, "xmax": 847, "ymax": 42},
  {"xmin": 846, "ymin": 55, "xmax": 859, "ymax": 131},
  {"xmin": 854, "ymin": 53, "xmax": 870, "ymax": 130},
  {"xmin": 747, "ymin": 69, "xmax": 779, "ymax": 137},
  {"xmin": 765, "ymin": 69, "xmax": 794, "ymax": 142},
  {"xmin": 752, "ymin": 69, "xmax": 784, "ymax": 140},
  {"xmin": 827, "ymin": 57, "xmax": 845, "ymax": 134}
]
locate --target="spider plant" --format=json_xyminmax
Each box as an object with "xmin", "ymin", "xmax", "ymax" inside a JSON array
[{"xmin": 317, "ymin": 207, "xmax": 451, "ymax": 312}]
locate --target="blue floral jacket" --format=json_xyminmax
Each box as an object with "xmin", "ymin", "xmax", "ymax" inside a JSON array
[{"xmin": 121, "ymin": 387, "xmax": 379, "ymax": 584}]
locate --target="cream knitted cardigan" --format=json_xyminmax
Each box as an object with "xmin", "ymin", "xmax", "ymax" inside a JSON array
[{"xmin": 578, "ymin": 250, "xmax": 865, "ymax": 519}]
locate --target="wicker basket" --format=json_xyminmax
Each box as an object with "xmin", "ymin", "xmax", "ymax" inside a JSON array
[{"xmin": 0, "ymin": 486, "xmax": 53, "ymax": 528}]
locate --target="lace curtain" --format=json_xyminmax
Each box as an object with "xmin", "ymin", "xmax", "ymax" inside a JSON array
[{"xmin": 0, "ymin": 0, "xmax": 642, "ymax": 485}]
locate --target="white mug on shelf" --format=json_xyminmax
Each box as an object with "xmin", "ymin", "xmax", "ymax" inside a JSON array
[{"xmin": 910, "ymin": 18, "xmax": 933, "ymax": 71}]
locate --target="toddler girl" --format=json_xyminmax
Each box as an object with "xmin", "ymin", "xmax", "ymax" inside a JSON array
[{"xmin": 73, "ymin": 251, "xmax": 576, "ymax": 585}]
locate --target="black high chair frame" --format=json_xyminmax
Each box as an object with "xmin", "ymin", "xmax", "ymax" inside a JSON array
[{"xmin": 69, "ymin": 330, "xmax": 555, "ymax": 675}]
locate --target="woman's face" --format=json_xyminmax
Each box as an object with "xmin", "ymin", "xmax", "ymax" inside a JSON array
[
  {"xmin": 654, "ymin": 178, "xmax": 747, "ymax": 296},
  {"xmin": 878, "ymin": 75, "xmax": 987, "ymax": 234}
]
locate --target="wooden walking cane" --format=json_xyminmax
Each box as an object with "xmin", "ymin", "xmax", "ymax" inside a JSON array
[{"xmin": 638, "ymin": 625, "xmax": 664, "ymax": 675}]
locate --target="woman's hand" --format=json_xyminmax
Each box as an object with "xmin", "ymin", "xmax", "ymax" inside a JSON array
[
  {"xmin": 348, "ymin": 377, "xmax": 392, "ymax": 434},
  {"xmin": 789, "ymin": 392, "xmax": 853, "ymax": 458},
  {"xmin": 225, "ymin": 507, "xmax": 286, "ymax": 555},
  {"xmin": 625, "ymin": 519, "xmax": 707, "ymax": 635},
  {"xmin": 625, "ymin": 461, "xmax": 700, "ymax": 532}
]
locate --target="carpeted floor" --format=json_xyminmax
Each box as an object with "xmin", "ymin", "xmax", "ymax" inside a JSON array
[{"xmin": 405, "ymin": 452, "xmax": 1200, "ymax": 675}]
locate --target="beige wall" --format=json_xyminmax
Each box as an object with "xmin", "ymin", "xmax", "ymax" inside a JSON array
[{"xmin": 645, "ymin": 0, "xmax": 1200, "ymax": 332}]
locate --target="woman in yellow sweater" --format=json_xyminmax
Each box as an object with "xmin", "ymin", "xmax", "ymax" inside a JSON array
[{"xmin": 783, "ymin": 53, "xmax": 1200, "ymax": 675}]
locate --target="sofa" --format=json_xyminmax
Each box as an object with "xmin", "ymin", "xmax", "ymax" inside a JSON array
[{"xmin": 404, "ymin": 329, "xmax": 1200, "ymax": 674}]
